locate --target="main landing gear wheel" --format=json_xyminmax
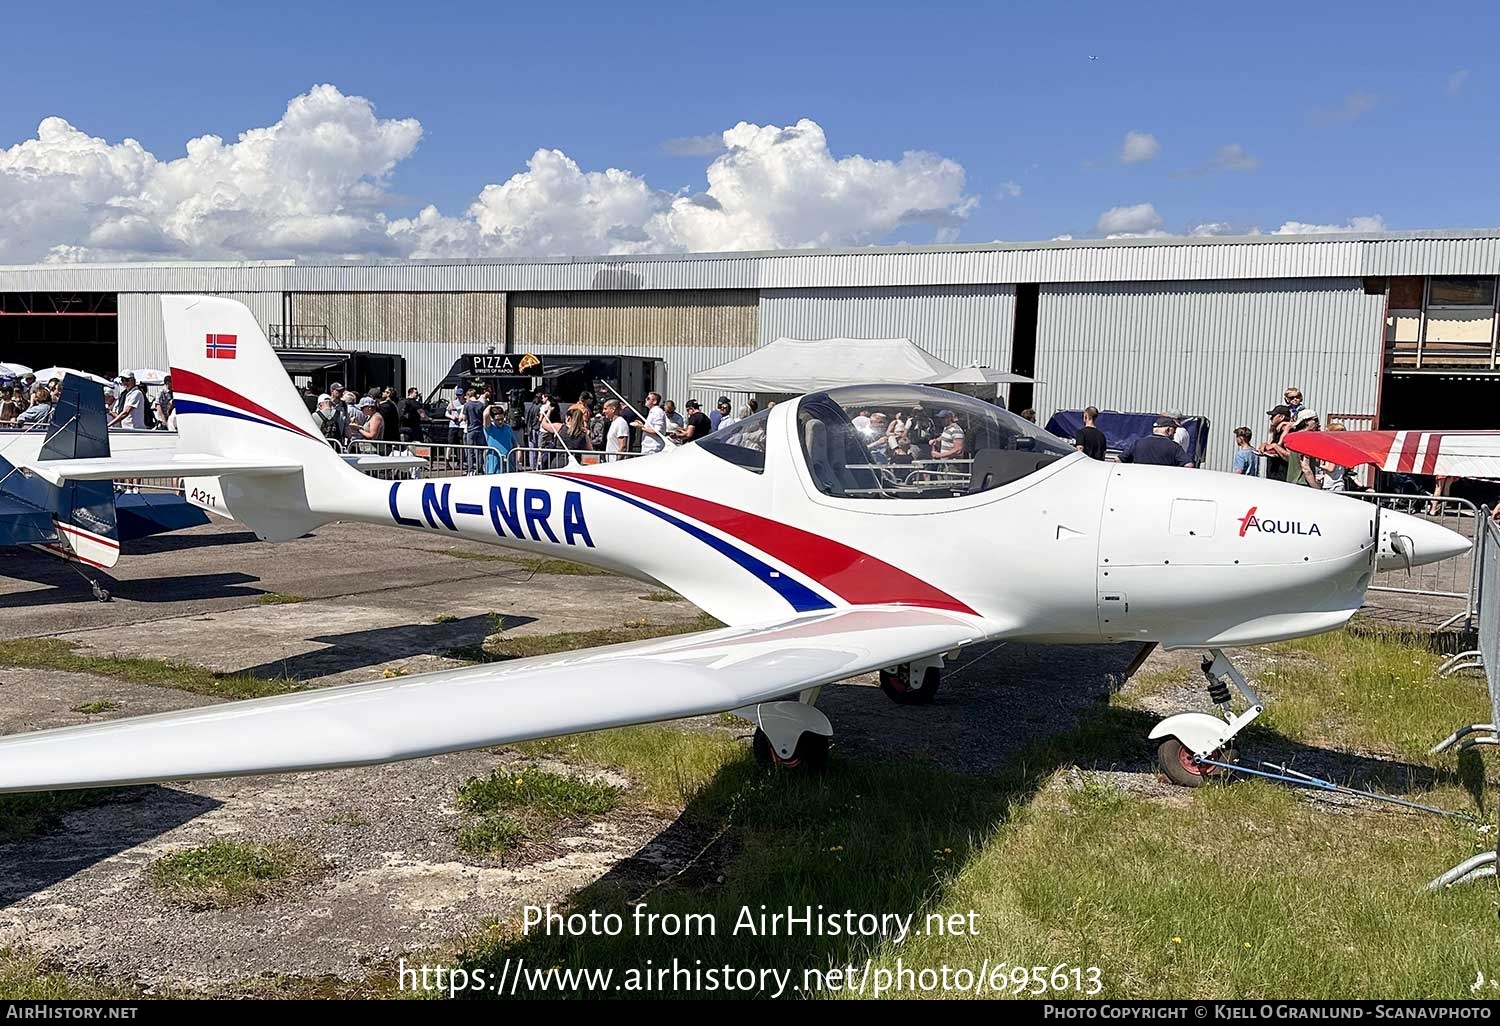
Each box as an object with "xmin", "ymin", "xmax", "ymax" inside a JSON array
[
  {"xmin": 879, "ymin": 665, "xmax": 940, "ymax": 705},
  {"xmin": 1155, "ymin": 737, "xmax": 1238, "ymax": 788},
  {"xmin": 752, "ymin": 728, "xmax": 831, "ymax": 773}
]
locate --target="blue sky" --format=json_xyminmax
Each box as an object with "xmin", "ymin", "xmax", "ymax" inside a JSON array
[{"xmin": 0, "ymin": 0, "xmax": 1493, "ymax": 257}]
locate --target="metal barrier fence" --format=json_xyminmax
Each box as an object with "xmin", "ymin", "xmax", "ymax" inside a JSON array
[
  {"xmin": 1425, "ymin": 509, "xmax": 1500, "ymax": 889},
  {"xmin": 1348, "ymin": 492, "xmax": 1482, "ymax": 606},
  {"xmin": 507, "ymin": 445, "xmax": 645, "ymax": 471}
]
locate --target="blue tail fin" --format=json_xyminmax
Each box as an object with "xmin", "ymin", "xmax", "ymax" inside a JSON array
[{"xmin": 41, "ymin": 375, "xmax": 119, "ymax": 559}]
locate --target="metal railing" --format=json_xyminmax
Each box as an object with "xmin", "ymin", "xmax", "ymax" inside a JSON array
[
  {"xmin": 507, "ymin": 445, "xmax": 644, "ymax": 471},
  {"xmin": 1348, "ymin": 492, "xmax": 1482, "ymax": 606},
  {"xmin": 1425, "ymin": 508, "xmax": 1500, "ymax": 889},
  {"xmin": 268, "ymin": 324, "xmax": 337, "ymax": 349}
]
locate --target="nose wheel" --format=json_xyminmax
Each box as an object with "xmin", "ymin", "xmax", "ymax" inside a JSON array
[
  {"xmin": 1148, "ymin": 649, "xmax": 1262, "ymax": 787},
  {"xmin": 1155, "ymin": 737, "xmax": 1238, "ymax": 787}
]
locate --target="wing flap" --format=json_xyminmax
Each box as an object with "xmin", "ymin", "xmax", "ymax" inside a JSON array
[
  {"xmin": 0, "ymin": 606, "xmax": 998, "ymax": 793},
  {"xmin": 27, "ymin": 453, "xmax": 302, "ymax": 485}
]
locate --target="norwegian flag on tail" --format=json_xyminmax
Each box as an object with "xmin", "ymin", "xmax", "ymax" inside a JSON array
[{"xmin": 205, "ymin": 333, "xmax": 238, "ymax": 359}]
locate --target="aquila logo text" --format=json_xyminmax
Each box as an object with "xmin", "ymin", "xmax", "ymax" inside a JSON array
[{"xmin": 1237, "ymin": 505, "xmax": 1321, "ymax": 538}]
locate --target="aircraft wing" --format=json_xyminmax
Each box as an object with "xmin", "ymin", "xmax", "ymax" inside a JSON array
[
  {"xmin": 0, "ymin": 606, "xmax": 998, "ymax": 793},
  {"xmin": 25, "ymin": 453, "xmax": 302, "ymax": 485},
  {"xmin": 1285, "ymin": 430, "xmax": 1500, "ymax": 479}
]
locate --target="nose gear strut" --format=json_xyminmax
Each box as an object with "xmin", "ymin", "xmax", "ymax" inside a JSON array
[{"xmin": 1148, "ymin": 649, "xmax": 1264, "ymax": 787}]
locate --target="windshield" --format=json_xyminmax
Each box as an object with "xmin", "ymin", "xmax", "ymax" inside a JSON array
[
  {"xmin": 697, "ymin": 407, "xmax": 771, "ymax": 473},
  {"xmin": 796, "ymin": 385, "xmax": 1073, "ymax": 499}
]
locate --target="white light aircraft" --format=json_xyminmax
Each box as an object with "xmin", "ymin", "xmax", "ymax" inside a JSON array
[{"xmin": 0, "ymin": 297, "xmax": 1471, "ymax": 792}]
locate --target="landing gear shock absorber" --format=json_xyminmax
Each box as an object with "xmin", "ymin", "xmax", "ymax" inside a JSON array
[{"xmin": 1148, "ymin": 649, "xmax": 1263, "ymax": 787}]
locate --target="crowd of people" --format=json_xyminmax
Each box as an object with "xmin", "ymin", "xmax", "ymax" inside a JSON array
[
  {"xmin": 1069, "ymin": 386, "xmax": 1356, "ymax": 492},
  {"xmin": 0, "ymin": 371, "xmax": 175, "ymax": 430}
]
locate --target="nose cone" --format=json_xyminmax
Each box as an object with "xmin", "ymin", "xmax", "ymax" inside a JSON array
[{"xmin": 1378, "ymin": 508, "xmax": 1471, "ymax": 570}]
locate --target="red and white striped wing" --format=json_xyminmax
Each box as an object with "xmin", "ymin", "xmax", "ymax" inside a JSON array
[{"xmin": 1285, "ymin": 430, "xmax": 1500, "ymax": 479}]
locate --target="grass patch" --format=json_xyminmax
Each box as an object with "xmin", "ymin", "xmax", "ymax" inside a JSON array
[
  {"xmin": 0, "ymin": 790, "xmax": 118, "ymax": 842},
  {"xmin": 455, "ymin": 816, "xmax": 526, "ymax": 857},
  {"xmin": 1264, "ymin": 631, "xmax": 1487, "ymax": 766},
  {"xmin": 519, "ymin": 725, "xmax": 741, "ymax": 810},
  {"xmin": 453, "ymin": 768, "xmax": 623, "ymax": 857},
  {"xmin": 459, "ymin": 767, "xmax": 622, "ymax": 819},
  {"xmin": 146, "ymin": 839, "xmax": 313, "ymax": 908},
  {"xmin": 442, "ymin": 549, "xmax": 615, "ymax": 577},
  {"xmin": 478, "ymin": 614, "xmax": 722, "ymax": 662},
  {"xmin": 257, "ymin": 593, "xmax": 306, "ymax": 605},
  {"xmin": 855, "ymin": 772, "xmax": 1493, "ymax": 1000},
  {"xmin": 433, "ymin": 613, "xmax": 459, "ymax": 624},
  {"xmin": 639, "ymin": 591, "xmax": 683, "ymax": 603},
  {"xmin": 0, "ymin": 638, "xmax": 305, "ymax": 701},
  {"xmin": 0, "ymin": 949, "xmax": 138, "ymax": 1000},
  {"xmin": 70, "ymin": 700, "xmax": 120, "ymax": 714}
]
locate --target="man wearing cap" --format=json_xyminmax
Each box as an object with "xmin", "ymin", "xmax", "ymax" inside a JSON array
[
  {"xmin": 313, "ymin": 393, "xmax": 342, "ymax": 441},
  {"xmin": 711, "ymin": 397, "xmax": 732, "ymax": 431},
  {"xmin": 108, "ymin": 372, "xmax": 148, "ymax": 429},
  {"xmin": 1119, "ymin": 417, "xmax": 1193, "ymax": 468},
  {"xmin": 1257, "ymin": 404, "xmax": 1290, "ymax": 482},
  {"xmin": 680, "ymin": 399, "xmax": 713, "ymax": 443},
  {"xmin": 932, "ymin": 409, "xmax": 966, "ymax": 460},
  {"xmin": 1166, "ymin": 410, "xmax": 1190, "ymax": 452}
]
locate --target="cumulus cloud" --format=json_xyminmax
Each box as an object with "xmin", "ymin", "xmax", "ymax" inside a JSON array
[
  {"xmin": 1095, "ymin": 202, "xmax": 1163, "ymax": 236},
  {"xmin": 1447, "ymin": 69, "xmax": 1471, "ymax": 96},
  {"xmin": 0, "ymin": 95, "xmax": 977, "ymax": 260},
  {"xmin": 1272, "ymin": 214, "xmax": 1385, "ymax": 235},
  {"xmin": 0, "ymin": 84, "xmax": 421, "ymax": 262},
  {"xmin": 1119, "ymin": 131, "xmax": 1160, "ymax": 164},
  {"xmin": 395, "ymin": 118, "xmax": 977, "ymax": 256}
]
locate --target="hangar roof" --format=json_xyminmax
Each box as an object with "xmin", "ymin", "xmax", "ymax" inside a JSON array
[{"xmin": 1, "ymin": 227, "xmax": 1497, "ymax": 293}]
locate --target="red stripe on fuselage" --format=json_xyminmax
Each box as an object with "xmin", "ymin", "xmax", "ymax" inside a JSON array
[
  {"xmin": 558, "ymin": 473, "xmax": 977, "ymax": 614},
  {"xmin": 169, "ymin": 368, "xmax": 321, "ymax": 442}
]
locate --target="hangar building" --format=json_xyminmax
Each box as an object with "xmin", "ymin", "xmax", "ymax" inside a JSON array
[{"xmin": 1, "ymin": 228, "xmax": 1498, "ymax": 468}]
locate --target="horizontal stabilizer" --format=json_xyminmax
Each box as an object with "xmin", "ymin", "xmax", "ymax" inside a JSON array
[
  {"xmin": 0, "ymin": 606, "xmax": 997, "ymax": 793},
  {"xmin": 341, "ymin": 453, "xmax": 428, "ymax": 471},
  {"xmin": 27, "ymin": 453, "xmax": 302, "ymax": 485}
]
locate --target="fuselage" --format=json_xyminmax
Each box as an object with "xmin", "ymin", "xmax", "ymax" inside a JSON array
[{"xmin": 303, "ymin": 395, "xmax": 1461, "ymax": 649}]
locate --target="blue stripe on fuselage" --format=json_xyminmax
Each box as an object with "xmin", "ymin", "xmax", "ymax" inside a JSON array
[{"xmin": 565, "ymin": 477, "xmax": 832, "ymax": 613}]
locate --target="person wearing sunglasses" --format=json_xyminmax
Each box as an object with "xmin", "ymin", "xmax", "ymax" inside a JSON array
[{"xmin": 1282, "ymin": 388, "xmax": 1304, "ymax": 419}]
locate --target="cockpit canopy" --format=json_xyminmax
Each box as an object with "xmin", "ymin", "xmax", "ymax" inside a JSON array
[{"xmin": 796, "ymin": 385, "xmax": 1073, "ymax": 499}]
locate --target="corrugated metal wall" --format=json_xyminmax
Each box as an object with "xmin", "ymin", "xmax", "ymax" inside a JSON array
[
  {"xmin": 118, "ymin": 291, "xmax": 283, "ymax": 373},
  {"xmin": 510, "ymin": 290, "xmax": 758, "ymax": 406},
  {"xmin": 1033, "ymin": 278, "xmax": 1386, "ymax": 470},
  {"xmin": 757, "ymin": 286, "xmax": 1016, "ymax": 372},
  {"xmin": 293, "ymin": 292, "xmax": 505, "ymax": 345}
]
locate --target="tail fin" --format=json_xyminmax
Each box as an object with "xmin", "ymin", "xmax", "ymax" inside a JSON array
[
  {"xmin": 32, "ymin": 375, "xmax": 119, "ymax": 567},
  {"xmin": 163, "ymin": 295, "xmax": 363, "ymax": 540}
]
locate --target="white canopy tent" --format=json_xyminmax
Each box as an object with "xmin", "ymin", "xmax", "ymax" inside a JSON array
[{"xmin": 690, "ymin": 336, "xmax": 964, "ymax": 394}]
